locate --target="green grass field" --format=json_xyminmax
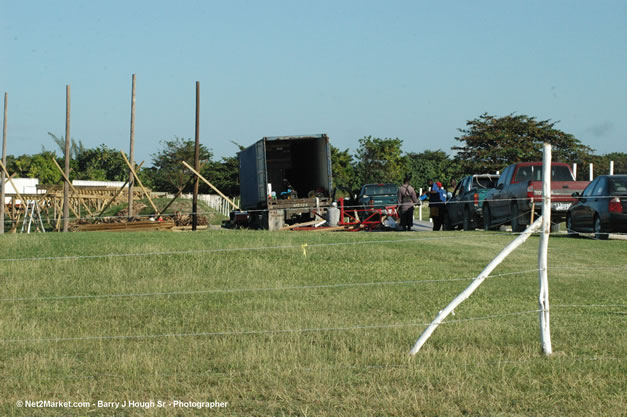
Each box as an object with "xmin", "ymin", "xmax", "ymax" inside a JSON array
[{"xmin": 0, "ymin": 229, "xmax": 624, "ymax": 416}]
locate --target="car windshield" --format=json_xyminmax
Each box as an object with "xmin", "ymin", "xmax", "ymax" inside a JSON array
[
  {"xmin": 362, "ymin": 184, "xmax": 397, "ymax": 195},
  {"xmin": 609, "ymin": 177, "xmax": 627, "ymax": 193},
  {"xmin": 514, "ymin": 165, "xmax": 573, "ymax": 182},
  {"xmin": 473, "ymin": 177, "xmax": 498, "ymax": 188}
]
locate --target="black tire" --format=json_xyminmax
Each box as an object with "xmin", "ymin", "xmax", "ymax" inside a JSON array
[
  {"xmin": 483, "ymin": 205, "xmax": 495, "ymax": 231},
  {"xmin": 594, "ymin": 216, "xmax": 608, "ymax": 240},
  {"xmin": 463, "ymin": 206, "xmax": 473, "ymax": 231},
  {"xmin": 550, "ymin": 223, "xmax": 561, "ymax": 233},
  {"xmin": 566, "ymin": 215, "xmax": 578, "ymax": 237},
  {"xmin": 511, "ymin": 204, "xmax": 526, "ymax": 233}
]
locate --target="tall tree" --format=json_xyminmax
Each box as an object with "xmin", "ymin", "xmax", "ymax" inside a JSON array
[
  {"xmin": 202, "ymin": 156, "xmax": 239, "ymax": 196},
  {"xmin": 48, "ymin": 132, "xmax": 85, "ymax": 159},
  {"xmin": 330, "ymin": 145, "xmax": 357, "ymax": 195},
  {"xmin": 354, "ymin": 136, "xmax": 405, "ymax": 185},
  {"xmin": 405, "ymin": 150, "xmax": 461, "ymax": 190},
  {"xmin": 452, "ymin": 113, "xmax": 593, "ymax": 174},
  {"xmin": 150, "ymin": 137, "xmax": 212, "ymax": 193},
  {"xmin": 75, "ymin": 144, "xmax": 128, "ymax": 181}
]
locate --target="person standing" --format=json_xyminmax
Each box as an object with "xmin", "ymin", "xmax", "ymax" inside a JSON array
[
  {"xmin": 397, "ymin": 175, "xmax": 418, "ymax": 231},
  {"xmin": 420, "ymin": 179, "xmax": 447, "ymax": 231}
]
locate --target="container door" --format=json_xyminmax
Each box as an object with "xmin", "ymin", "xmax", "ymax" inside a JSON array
[{"xmin": 238, "ymin": 139, "xmax": 267, "ymax": 210}]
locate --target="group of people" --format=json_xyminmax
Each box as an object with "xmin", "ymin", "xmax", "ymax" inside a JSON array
[{"xmin": 397, "ymin": 175, "xmax": 451, "ymax": 231}]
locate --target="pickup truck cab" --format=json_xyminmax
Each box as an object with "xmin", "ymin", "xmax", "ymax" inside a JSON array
[
  {"xmin": 357, "ymin": 183, "xmax": 399, "ymax": 210},
  {"xmin": 482, "ymin": 162, "xmax": 589, "ymax": 232},
  {"xmin": 444, "ymin": 174, "xmax": 499, "ymax": 230}
]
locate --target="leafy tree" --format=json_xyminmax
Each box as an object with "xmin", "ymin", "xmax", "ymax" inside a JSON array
[
  {"xmin": 586, "ymin": 152, "xmax": 627, "ymax": 178},
  {"xmin": 330, "ymin": 145, "xmax": 357, "ymax": 196},
  {"xmin": 75, "ymin": 144, "xmax": 128, "ymax": 181},
  {"xmin": 452, "ymin": 113, "xmax": 593, "ymax": 174},
  {"xmin": 354, "ymin": 136, "xmax": 405, "ymax": 185},
  {"xmin": 5, "ymin": 152, "xmax": 63, "ymax": 184},
  {"xmin": 202, "ymin": 156, "xmax": 239, "ymax": 196},
  {"xmin": 150, "ymin": 137, "xmax": 212, "ymax": 193},
  {"xmin": 405, "ymin": 150, "xmax": 461, "ymax": 191}
]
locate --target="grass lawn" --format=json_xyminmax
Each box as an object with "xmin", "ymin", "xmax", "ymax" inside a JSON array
[{"xmin": 0, "ymin": 229, "xmax": 624, "ymax": 416}]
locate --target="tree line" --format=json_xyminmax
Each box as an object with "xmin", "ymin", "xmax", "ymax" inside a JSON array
[{"xmin": 4, "ymin": 113, "xmax": 626, "ymax": 197}]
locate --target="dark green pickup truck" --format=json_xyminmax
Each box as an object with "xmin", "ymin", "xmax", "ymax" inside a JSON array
[
  {"xmin": 357, "ymin": 183, "xmax": 399, "ymax": 210},
  {"xmin": 444, "ymin": 174, "xmax": 500, "ymax": 230}
]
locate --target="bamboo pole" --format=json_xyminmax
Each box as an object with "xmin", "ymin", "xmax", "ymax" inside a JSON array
[
  {"xmin": 128, "ymin": 74, "xmax": 136, "ymax": 218},
  {"xmin": 181, "ymin": 161, "xmax": 239, "ymax": 209},
  {"xmin": 51, "ymin": 158, "xmax": 94, "ymax": 217},
  {"xmin": 1, "ymin": 93, "xmax": 7, "ymax": 234},
  {"xmin": 0, "ymin": 160, "xmax": 26, "ymax": 212},
  {"xmin": 97, "ymin": 161, "xmax": 144, "ymax": 218},
  {"xmin": 120, "ymin": 151, "xmax": 159, "ymax": 214},
  {"xmin": 157, "ymin": 176, "xmax": 194, "ymax": 218}
]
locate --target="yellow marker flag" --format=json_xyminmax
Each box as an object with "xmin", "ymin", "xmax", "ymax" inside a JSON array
[{"xmin": 301, "ymin": 243, "xmax": 308, "ymax": 258}]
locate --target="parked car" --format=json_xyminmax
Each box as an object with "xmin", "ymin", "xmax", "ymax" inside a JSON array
[
  {"xmin": 443, "ymin": 174, "xmax": 500, "ymax": 230},
  {"xmin": 357, "ymin": 183, "xmax": 399, "ymax": 210},
  {"xmin": 482, "ymin": 162, "xmax": 589, "ymax": 232},
  {"xmin": 566, "ymin": 175, "xmax": 627, "ymax": 239}
]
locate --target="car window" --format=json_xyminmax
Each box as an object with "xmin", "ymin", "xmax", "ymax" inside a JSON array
[
  {"xmin": 475, "ymin": 176, "xmax": 497, "ymax": 188},
  {"xmin": 363, "ymin": 184, "xmax": 397, "ymax": 195},
  {"xmin": 498, "ymin": 166, "xmax": 513, "ymax": 186},
  {"xmin": 514, "ymin": 166, "xmax": 532, "ymax": 182},
  {"xmin": 609, "ymin": 177, "xmax": 627, "ymax": 193},
  {"xmin": 582, "ymin": 178, "xmax": 598, "ymax": 196},
  {"xmin": 551, "ymin": 166, "xmax": 574, "ymax": 181},
  {"xmin": 452, "ymin": 182, "xmax": 463, "ymax": 198},
  {"xmin": 592, "ymin": 178, "xmax": 607, "ymax": 196}
]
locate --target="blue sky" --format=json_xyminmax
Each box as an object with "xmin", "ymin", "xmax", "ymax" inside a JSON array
[{"xmin": 2, "ymin": 0, "xmax": 626, "ymax": 165}]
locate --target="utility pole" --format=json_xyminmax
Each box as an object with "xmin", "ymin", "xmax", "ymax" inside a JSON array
[
  {"xmin": 63, "ymin": 85, "xmax": 71, "ymax": 232},
  {"xmin": 192, "ymin": 81, "xmax": 200, "ymax": 231},
  {"xmin": 128, "ymin": 74, "xmax": 136, "ymax": 219}
]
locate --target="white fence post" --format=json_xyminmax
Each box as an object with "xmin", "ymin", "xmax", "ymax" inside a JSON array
[
  {"xmin": 418, "ymin": 187, "xmax": 422, "ymax": 221},
  {"xmin": 609, "ymin": 160, "xmax": 614, "ymax": 176},
  {"xmin": 572, "ymin": 163, "xmax": 577, "ymax": 180},
  {"xmin": 538, "ymin": 143, "xmax": 552, "ymax": 355},
  {"xmin": 589, "ymin": 163, "xmax": 593, "ymax": 181}
]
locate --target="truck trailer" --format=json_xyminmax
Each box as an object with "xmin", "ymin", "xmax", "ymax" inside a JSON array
[{"xmin": 227, "ymin": 134, "xmax": 333, "ymax": 230}]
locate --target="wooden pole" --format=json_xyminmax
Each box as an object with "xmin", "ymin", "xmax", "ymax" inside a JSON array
[
  {"xmin": 192, "ymin": 81, "xmax": 200, "ymax": 231},
  {"xmin": 1, "ymin": 93, "xmax": 7, "ymax": 234},
  {"xmin": 128, "ymin": 74, "xmax": 136, "ymax": 219},
  {"xmin": 182, "ymin": 161, "xmax": 239, "ymax": 209},
  {"xmin": 538, "ymin": 143, "xmax": 552, "ymax": 355},
  {"xmin": 120, "ymin": 151, "xmax": 159, "ymax": 214},
  {"xmin": 0, "ymin": 160, "xmax": 28, "ymax": 220},
  {"xmin": 63, "ymin": 85, "xmax": 71, "ymax": 232}
]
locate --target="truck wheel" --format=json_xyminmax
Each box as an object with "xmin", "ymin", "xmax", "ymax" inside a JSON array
[
  {"xmin": 550, "ymin": 223, "xmax": 561, "ymax": 233},
  {"xmin": 594, "ymin": 216, "xmax": 608, "ymax": 240},
  {"xmin": 511, "ymin": 205, "xmax": 526, "ymax": 233}
]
